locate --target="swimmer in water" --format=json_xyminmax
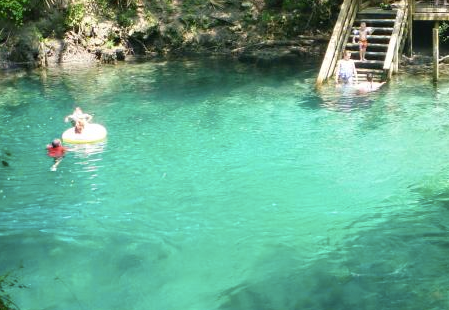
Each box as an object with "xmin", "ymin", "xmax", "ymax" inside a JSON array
[
  {"xmin": 356, "ymin": 73, "xmax": 385, "ymax": 93},
  {"xmin": 46, "ymin": 138, "xmax": 67, "ymax": 171}
]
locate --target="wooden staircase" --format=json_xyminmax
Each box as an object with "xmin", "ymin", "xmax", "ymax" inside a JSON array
[
  {"xmin": 346, "ymin": 8, "xmax": 398, "ymax": 81},
  {"xmin": 316, "ymin": 0, "xmax": 411, "ymax": 85}
]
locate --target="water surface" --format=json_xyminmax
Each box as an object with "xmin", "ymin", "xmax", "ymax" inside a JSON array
[{"xmin": 1, "ymin": 57, "xmax": 449, "ymax": 310}]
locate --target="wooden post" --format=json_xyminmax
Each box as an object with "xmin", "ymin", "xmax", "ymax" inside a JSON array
[
  {"xmin": 433, "ymin": 21, "xmax": 439, "ymax": 82},
  {"xmin": 408, "ymin": 0, "xmax": 413, "ymax": 57}
]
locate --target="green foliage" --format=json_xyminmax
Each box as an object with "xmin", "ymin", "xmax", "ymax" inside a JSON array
[
  {"xmin": 117, "ymin": 8, "xmax": 136, "ymax": 27},
  {"xmin": 265, "ymin": 0, "xmax": 283, "ymax": 8},
  {"xmin": 104, "ymin": 39, "xmax": 115, "ymax": 48},
  {"xmin": 65, "ymin": 3, "xmax": 85, "ymax": 30},
  {"xmin": 379, "ymin": 3, "xmax": 392, "ymax": 9},
  {"xmin": 109, "ymin": 0, "xmax": 139, "ymax": 10},
  {"xmin": 258, "ymin": 0, "xmax": 338, "ymax": 33},
  {"xmin": 261, "ymin": 11, "xmax": 273, "ymax": 23},
  {"xmin": 181, "ymin": 0, "xmax": 225, "ymax": 11},
  {"xmin": 282, "ymin": 0, "xmax": 306, "ymax": 10},
  {"xmin": 145, "ymin": 11, "xmax": 158, "ymax": 27},
  {"xmin": 260, "ymin": 11, "xmax": 289, "ymax": 37},
  {"xmin": 181, "ymin": 14, "xmax": 211, "ymax": 30},
  {"xmin": 439, "ymin": 22, "xmax": 449, "ymax": 42},
  {"xmin": 0, "ymin": 0, "xmax": 29, "ymax": 25},
  {"xmin": 93, "ymin": 0, "xmax": 115, "ymax": 17},
  {"xmin": 35, "ymin": 11, "xmax": 66, "ymax": 38}
]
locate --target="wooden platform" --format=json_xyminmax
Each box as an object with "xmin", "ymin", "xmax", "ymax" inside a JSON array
[
  {"xmin": 414, "ymin": 12, "xmax": 449, "ymax": 19},
  {"xmin": 414, "ymin": 2, "xmax": 449, "ymax": 19}
]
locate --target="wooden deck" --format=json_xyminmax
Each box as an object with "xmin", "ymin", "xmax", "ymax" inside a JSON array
[{"xmin": 414, "ymin": 1, "xmax": 449, "ymax": 19}]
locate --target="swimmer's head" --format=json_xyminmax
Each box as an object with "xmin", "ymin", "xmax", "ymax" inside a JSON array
[
  {"xmin": 52, "ymin": 139, "xmax": 62, "ymax": 148},
  {"xmin": 366, "ymin": 73, "xmax": 373, "ymax": 82}
]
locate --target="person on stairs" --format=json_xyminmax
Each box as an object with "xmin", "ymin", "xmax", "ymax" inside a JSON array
[{"xmin": 353, "ymin": 22, "xmax": 374, "ymax": 61}]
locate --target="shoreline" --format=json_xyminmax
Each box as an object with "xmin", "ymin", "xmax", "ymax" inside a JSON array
[{"xmin": 0, "ymin": 37, "xmax": 328, "ymax": 73}]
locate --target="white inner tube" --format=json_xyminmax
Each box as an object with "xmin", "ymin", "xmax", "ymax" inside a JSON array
[{"xmin": 62, "ymin": 123, "xmax": 107, "ymax": 144}]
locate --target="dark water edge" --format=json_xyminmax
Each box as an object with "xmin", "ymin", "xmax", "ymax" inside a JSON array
[{"xmin": 0, "ymin": 54, "xmax": 323, "ymax": 80}]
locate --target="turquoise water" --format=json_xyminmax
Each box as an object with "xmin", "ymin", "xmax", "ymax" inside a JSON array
[{"xmin": 2, "ymin": 57, "xmax": 449, "ymax": 309}]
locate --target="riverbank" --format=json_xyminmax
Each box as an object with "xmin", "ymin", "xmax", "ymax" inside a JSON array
[{"xmin": 0, "ymin": 0, "xmax": 337, "ymax": 70}]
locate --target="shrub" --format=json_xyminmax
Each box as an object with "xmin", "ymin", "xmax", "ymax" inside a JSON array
[
  {"xmin": 0, "ymin": 0, "xmax": 29, "ymax": 25},
  {"xmin": 65, "ymin": 3, "xmax": 85, "ymax": 31},
  {"xmin": 117, "ymin": 9, "xmax": 136, "ymax": 27}
]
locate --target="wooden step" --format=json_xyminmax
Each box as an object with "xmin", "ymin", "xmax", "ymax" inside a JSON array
[
  {"xmin": 354, "ymin": 60, "xmax": 384, "ymax": 69},
  {"xmin": 354, "ymin": 19, "xmax": 396, "ymax": 25},
  {"xmin": 351, "ymin": 26, "xmax": 394, "ymax": 34},
  {"xmin": 356, "ymin": 68, "xmax": 384, "ymax": 74},
  {"xmin": 357, "ymin": 13, "xmax": 398, "ymax": 20},
  {"xmin": 354, "ymin": 60, "xmax": 384, "ymax": 65},
  {"xmin": 347, "ymin": 51, "xmax": 387, "ymax": 57},
  {"xmin": 358, "ymin": 7, "xmax": 398, "ymax": 15},
  {"xmin": 357, "ymin": 76, "xmax": 383, "ymax": 82},
  {"xmin": 349, "ymin": 34, "xmax": 392, "ymax": 40},
  {"xmin": 346, "ymin": 43, "xmax": 389, "ymax": 50},
  {"xmin": 346, "ymin": 51, "xmax": 387, "ymax": 60}
]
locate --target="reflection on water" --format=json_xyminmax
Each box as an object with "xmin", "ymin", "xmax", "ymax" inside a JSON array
[
  {"xmin": 2, "ymin": 58, "xmax": 449, "ymax": 309},
  {"xmin": 69, "ymin": 142, "xmax": 106, "ymax": 171},
  {"xmin": 316, "ymin": 83, "xmax": 379, "ymax": 112}
]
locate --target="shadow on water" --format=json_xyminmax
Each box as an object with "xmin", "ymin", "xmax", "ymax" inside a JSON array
[
  {"xmin": 147, "ymin": 57, "xmax": 319, "ymax": 104},
  {"xmin": 217, "ymin": 178, "xmax": 449, "ymax": 310}
]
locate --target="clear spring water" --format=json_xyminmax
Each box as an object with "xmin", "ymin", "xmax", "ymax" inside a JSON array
[{"xmin": 1, "ymin": 57, "xmax": 449, "ymax": 310}]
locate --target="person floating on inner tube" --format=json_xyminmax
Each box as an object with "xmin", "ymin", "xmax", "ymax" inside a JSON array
[
  {"xmin": 64, "ymin": 107, "xmax": 93, "ymax": 126},
  {"xmin": 47, "ymin": 138, "xmax": 67, "ymax": 171},
  {"xmin": 74, "ymin": 119, "xmax": 86, "ymax": 134}
]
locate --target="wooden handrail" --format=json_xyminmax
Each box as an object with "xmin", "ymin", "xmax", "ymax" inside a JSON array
[
  {"xmin": 383, "ymin": 1, "xmax": 409, "ymax": 78},
  {"xmin": 396, "ymin": 2, "xmax": 409, "ymax": 72}
]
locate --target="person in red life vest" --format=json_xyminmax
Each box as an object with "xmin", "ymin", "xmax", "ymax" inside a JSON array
[{"xmin": 47, "ymin": 139, "xmax": 67, "ymax": 171}]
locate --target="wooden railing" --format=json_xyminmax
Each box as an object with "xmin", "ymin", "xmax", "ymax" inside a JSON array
[
  {"xmin": 382, "ymin": 0, "xmax": 410, "ymax": 79},
  {"xmin": 316, "ymin": 0, "xmax": 373, "ymax": 85}
]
